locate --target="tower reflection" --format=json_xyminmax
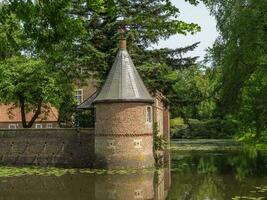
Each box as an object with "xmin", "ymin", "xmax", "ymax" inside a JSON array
[
  {"xmin": 95, "ymin": 151, "xmax": 171, "ymax": 200},
  {"xmin": 0, "ymin": 152, "xmax": 171, "ymax": 200}
]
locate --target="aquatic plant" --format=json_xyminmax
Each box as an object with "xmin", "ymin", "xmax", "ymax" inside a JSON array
[{"xmin": 0, "ymin": 166, "xmax": 159, "ymax": 178}]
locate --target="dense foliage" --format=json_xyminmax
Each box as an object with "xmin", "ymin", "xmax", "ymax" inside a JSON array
[
  {"xmin": 0, "ymin": 0, "xmax": 204, "ymax": 127},
  {"xmin": 169, "ymin": 0, "xmax": 267, "ymax": 142},
  {"xmin": 167, "ymin": 0, "xmax": 267, "ymax": 141},
  {"xmin": 0, "ymin": 57, "xmax": 69, "ymax": 127},
  {"xmin": 0, "ymin": 0, "xmax": 83, "ymax": 127},
  {"xmin": 202, "ymin": 0, "xmax": 267, "ymax": 141},
  {"xmin": 1, "ymin": 0, "xmax": 265, "ymax": 140}
]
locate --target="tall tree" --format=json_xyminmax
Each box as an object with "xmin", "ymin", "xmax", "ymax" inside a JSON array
[
  {"xmin": 1, "ymin": 0, "xmax": 201, "ymax": 84},
  {"xmin": 1, "ymin": 0, "xmax": 204, "ymax": 126},
  {"xmin": 69, "ymin": 0, "xmax": 201, "ymax": 81},
  {"xmin": 71, "ymin": 0, "xmax": 209, "ymax": 119},
  {"xmin": 203, "ymin": 0, "xmax": 267, "ymax": 137}
]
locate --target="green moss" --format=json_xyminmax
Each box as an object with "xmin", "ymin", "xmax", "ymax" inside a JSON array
[
  {"xmin": 0, "ymin": 167, "xmax": 72, "ymax": 178},
  {"xmin": 0, "ymin": 166, "xmax": 158, "ymax": 178}
]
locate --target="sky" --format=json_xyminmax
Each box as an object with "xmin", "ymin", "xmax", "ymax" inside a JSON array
[{"xmin": 155, "ymin": 1, "xmax": 219, "ymax": 61}]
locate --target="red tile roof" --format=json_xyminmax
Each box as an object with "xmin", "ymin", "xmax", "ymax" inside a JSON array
[{"xmin": 0, "ymin": 104, "xmax": 58, "ymax": 122}]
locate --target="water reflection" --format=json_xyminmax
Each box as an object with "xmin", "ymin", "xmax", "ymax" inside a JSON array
[
  {"xmin": 0, "ymin": 152, "xmax": 171, "ymax": 200},
  {"xmin": 168, "ymin": 148, "xmax": 267, "ymax": 200},
  {"xmin": 1, "ymin": 148, "xmax": 267, "ymax": 199},
  {"xmin": 0, "ymin": 171, "xmax": 171, "ymax": 200}
]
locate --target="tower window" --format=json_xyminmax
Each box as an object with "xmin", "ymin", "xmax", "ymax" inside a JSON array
[{"xmin": 146, "ymin": 106, "xmax": 152, "ymax": 123}]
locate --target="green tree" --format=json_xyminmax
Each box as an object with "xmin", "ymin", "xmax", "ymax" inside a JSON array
[
  {"xmin": 2, "ymin": 0, "xmax": 201, "ymax": 82},
  {"xmin": 0, "ymin": 3, "xmax": 23, "ymax": 59},
  {"xmin": 203, "ymin": 0, "xmax": 267, "ymax": 138},
  {"xmin": 0, "ymin": 57, "xmax": 70, "ymax": 128},
  {"xmin": 0, "ymin": 0, "xmax": 85, "ymax": 126},
  {"xmin": 1, "ymin": 0, "xmax": 204, "ymax": 127},
  {"xmin": 69, "ymin": 0, "xmax": 201, "ymax": 81}
]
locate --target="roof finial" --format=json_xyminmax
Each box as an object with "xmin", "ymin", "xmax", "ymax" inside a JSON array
[{"xmin": 118, "ymin": 26, "xmax": 127, "ymax": 49}]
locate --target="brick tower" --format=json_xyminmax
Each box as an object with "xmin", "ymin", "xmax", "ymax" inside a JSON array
[{"xmin": 93, "ymin": 36, "xmax": 154, "ymax": 169}]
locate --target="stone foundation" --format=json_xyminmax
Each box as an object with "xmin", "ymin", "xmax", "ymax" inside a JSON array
[{"xmin": 94, "ymin": 135, "xmax": 154, "ymax": 169}]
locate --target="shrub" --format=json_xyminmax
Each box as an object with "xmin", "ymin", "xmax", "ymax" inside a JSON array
[
  {"xmin": 171, "ymin": 118, "xmax": 240, "ymax": 139},
  {"xmin": 74, "ymin": 110, "xmax": 94, "ymax": 128}
]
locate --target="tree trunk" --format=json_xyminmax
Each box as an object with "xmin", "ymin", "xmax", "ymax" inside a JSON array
[
  {"xmin": 19, "ymin": 95, "xmax": 27, "ymax": 128},
  {"xmin": 27, "ymin": 102, "xmax": 42, "ymax": 128},
  {"xmin": 19, "ymin": 95, "xmax": 42, "ymax": 128}
]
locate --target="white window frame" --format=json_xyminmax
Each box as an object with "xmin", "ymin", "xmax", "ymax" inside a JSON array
[
  {"xmin": 107, "ymin": 140, "xmax": 116, "ymax": 149},
  {"xmin": 46, "ymin": 123, "xmax": 53, "ymax": 128},
  {"xmin": 134, "ymin": 190, "xmax": 143, "ymax": 199},
  {"xmin": 146, "ymin": 106, "xmax": 152, "ymax": 124},
  {"xmin": 8, "ymin": 124, "xmax": 17, "ymax": 129},
  {"xmin": 133, "ymin": 139, "xmax": 142, "ymax": 149},
  {"xmin": 74, "ymin": 89, "xmax": 83, "ymax": 105},
  {"xmin": 35, "ymin": 124, "xmax": 42, "ymax": 129}
]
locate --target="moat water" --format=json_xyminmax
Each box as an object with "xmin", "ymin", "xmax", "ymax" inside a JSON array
[{"xmin": 0, "ymin": 140, "xmax": 267, "ymax": 200}]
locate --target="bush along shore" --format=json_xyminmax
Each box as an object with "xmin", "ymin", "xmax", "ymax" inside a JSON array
[{"xmin": 170, "ymin": 117, "xmax": 267, "ymax": 150}]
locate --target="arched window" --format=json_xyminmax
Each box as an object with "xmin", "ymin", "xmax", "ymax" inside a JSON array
[{"xmin": 146, "ymin": 106, "xmax": 152, "ymax": 123}]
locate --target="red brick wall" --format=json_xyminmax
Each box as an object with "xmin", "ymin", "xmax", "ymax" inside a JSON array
[
  {"xmin": 95, "ymin": 103, "xmax": 152, "ymax": 135},
  {"xmin": 94, "ymin": 102, "xmax": 154, "ymax": 169}
]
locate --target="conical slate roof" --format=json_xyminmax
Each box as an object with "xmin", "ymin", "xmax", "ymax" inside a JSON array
[{"xmin": 93, "ymin": 43, "xmax": 153, "ymax": 104}]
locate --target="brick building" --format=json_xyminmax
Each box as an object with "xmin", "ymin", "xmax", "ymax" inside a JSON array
[
  {"xmin": 77, "ymin": 38, "xmax": 170, "ymax": 169},
  {"xmin": 0, "ymin": 79, "xmax": 97, "ymax": 129},
  {"xmin": 0, "ymin": 104, "xmax": 59, "ymax": 129}
]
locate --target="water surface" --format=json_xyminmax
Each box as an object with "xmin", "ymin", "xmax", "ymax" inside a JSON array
[
  {"xmin": 0, "ymin": 140, "xmax": 267, "ymax": 200},
  {"xmin": 169, "ymin": 149, "xmax": 267, "ymax": 200}
]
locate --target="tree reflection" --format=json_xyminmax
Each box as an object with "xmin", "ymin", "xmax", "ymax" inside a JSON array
[{"xmin": 168, "ymin": 149, "xmax": 267, "ymax": 199}]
